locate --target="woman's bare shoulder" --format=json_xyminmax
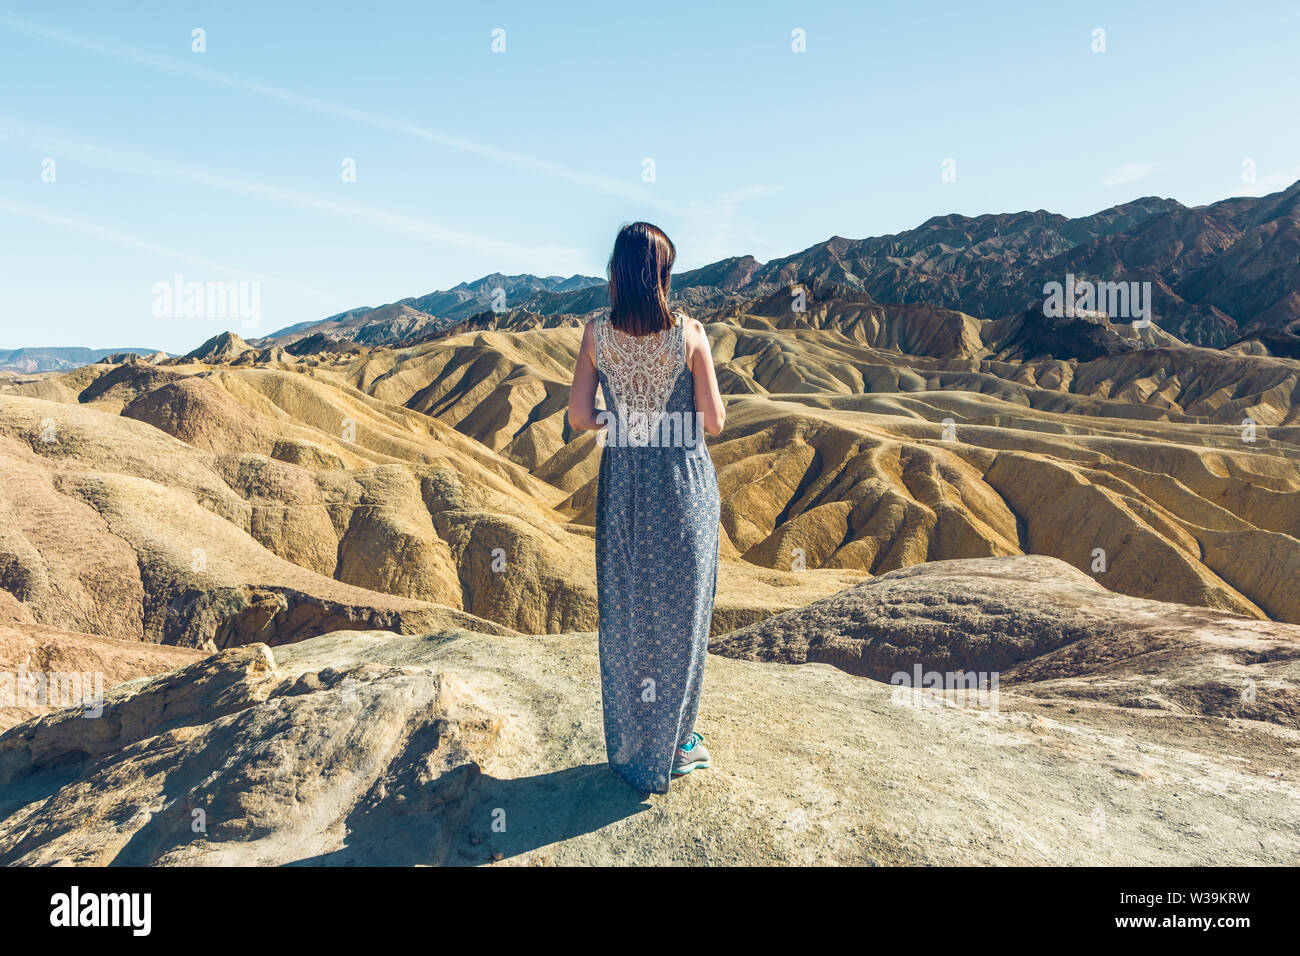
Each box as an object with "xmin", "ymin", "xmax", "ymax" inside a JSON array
[
  {"xmin": 578, "ymin": 317, "xmax": 600, "ymax": 359},
  {"xmin": 678, "ymin": 313, "xmax": 707, "ymax": 340}
]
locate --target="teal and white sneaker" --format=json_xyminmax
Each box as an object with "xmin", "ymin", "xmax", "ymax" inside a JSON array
[{"xmin": 671, "ymin": 732, "xmax": 711, "ymax": 777}]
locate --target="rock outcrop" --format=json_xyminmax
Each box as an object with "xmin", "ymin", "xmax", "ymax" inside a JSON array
[{"xmin": 714, "ymin": 556, "xmax": 1300, "ymax": 727}]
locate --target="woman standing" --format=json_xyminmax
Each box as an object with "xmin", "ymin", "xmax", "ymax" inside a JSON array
[{"xmin": 568, "ymin": 222, "xmax": 725, "ymax": 794}]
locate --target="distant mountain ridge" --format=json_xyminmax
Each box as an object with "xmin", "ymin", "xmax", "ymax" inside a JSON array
[
  {"xmin": 0, "ymin": 347, "xmax": 164, "ymax": 374},
  {"xmin": 258, "ymin": 180, "xmax": 1300, "ymax": 351},
  {"xmin": 255, "ymin": 274, "xmax": 606, "ymax": 349},
  {"xmin": 11, "ymin": 183, "xmax": 1296, "ymax": 369}
]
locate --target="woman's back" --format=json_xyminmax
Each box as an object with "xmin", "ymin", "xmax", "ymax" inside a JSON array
[
  {"xmin": 568, "ymin": 221, "xmax": 723, "ymax": 794},
  {"xmin": 592, "ymin": 312, "xmax": 703, "ymax": 452}
]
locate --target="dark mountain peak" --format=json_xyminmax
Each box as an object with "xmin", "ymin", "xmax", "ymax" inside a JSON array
[
  {"xmin": 284, "ymin": 331, "xmax": 365, "ymax": 357},
  {"xmin": 1059, "ymin": 197, "xmax": 1184, "ymax": 244},
  {"xmin": 1121, "ymin": 195, "xmax": 1180, "ymax": 209},
  {"xmin": 915, "ymin": 208, "xmax": 1067, "ymax": 233},
  {"xmin": 1243, "ymin": 178, "xmax": 1300, "ymax": 227},
  {"xmin": 445, "ymin": 272, "xmax": 603, "ymax": 296},
  {"xmin": 674, "ymin": 255, "xmax": 763, "ymax": 293}
]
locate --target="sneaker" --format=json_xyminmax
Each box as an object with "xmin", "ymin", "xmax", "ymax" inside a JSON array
[{"xmin": 671, "ymin": 732, "xmax": 711, "ymax": 777}]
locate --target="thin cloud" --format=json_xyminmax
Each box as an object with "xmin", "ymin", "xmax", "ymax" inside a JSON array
[
  {"xmin": 0, "ymin": 198, "xmax": 340, "ymax": 305},
  {"xmin": 0, "ymin": 17, "xmax": 785, "ymax": 282},
  {"xmin": 0, "ymin": 16, "xmax": 685, "ymax": 216},
  {"xmin": 1102, "ymin": 163, "xmax": 1159, "ymax": 187},
  {"xmin": 0, "ymin": 118, "xmax": 588, "ymax": 265}
]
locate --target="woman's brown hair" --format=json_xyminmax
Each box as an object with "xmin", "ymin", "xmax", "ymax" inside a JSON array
[{"xmin": 607, "ymin": 221, "xmax": 676, "ymax": 336}]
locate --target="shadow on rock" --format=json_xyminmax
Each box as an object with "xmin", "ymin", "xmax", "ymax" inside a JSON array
[{"xmin": 291, "ymin": 762, "xmax": 649, "ymax": 866}]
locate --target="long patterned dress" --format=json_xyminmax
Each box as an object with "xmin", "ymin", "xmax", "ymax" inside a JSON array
[{"xmin": 593, "ymin": 311, "xmax": 721, "ymax": 794}]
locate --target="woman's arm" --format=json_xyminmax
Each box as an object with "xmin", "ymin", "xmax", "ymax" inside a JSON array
[
  {"xmin": 685, "ymin": 318, "xmax": 725, "ymax": 436},
  {"xmin": 568, "ymin": 321, "xmax": 604, "ymax": 431}
]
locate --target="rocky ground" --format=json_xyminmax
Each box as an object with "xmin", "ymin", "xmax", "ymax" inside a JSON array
[{"xmin": 0, "ymin": 558, "xmax": 1295, "ymax": 866}]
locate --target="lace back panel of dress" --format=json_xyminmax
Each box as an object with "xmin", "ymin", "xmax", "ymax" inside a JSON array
[{"xmin": 595, "ymin": 318, "xmax": 685, "ymax": 446}]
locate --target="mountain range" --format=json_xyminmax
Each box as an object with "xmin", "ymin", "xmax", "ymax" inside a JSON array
[
  {"xmin": 253, "ymin": 179, "xmax": 1300, "ymax": 352},
  {"xmin": 9, "ymin": 181, "xmax": 1298, "ymax": 369}
]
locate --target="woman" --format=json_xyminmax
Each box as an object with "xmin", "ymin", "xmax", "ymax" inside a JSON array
[{"xmin": 568, "ymin": 222, "xmax": 725, "ymax": 794}]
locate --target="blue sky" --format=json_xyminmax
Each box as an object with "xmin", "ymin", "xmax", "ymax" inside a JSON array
[{"xmin": 1, "ymin": 0, "xmax": 1297, "ymax": 352}]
